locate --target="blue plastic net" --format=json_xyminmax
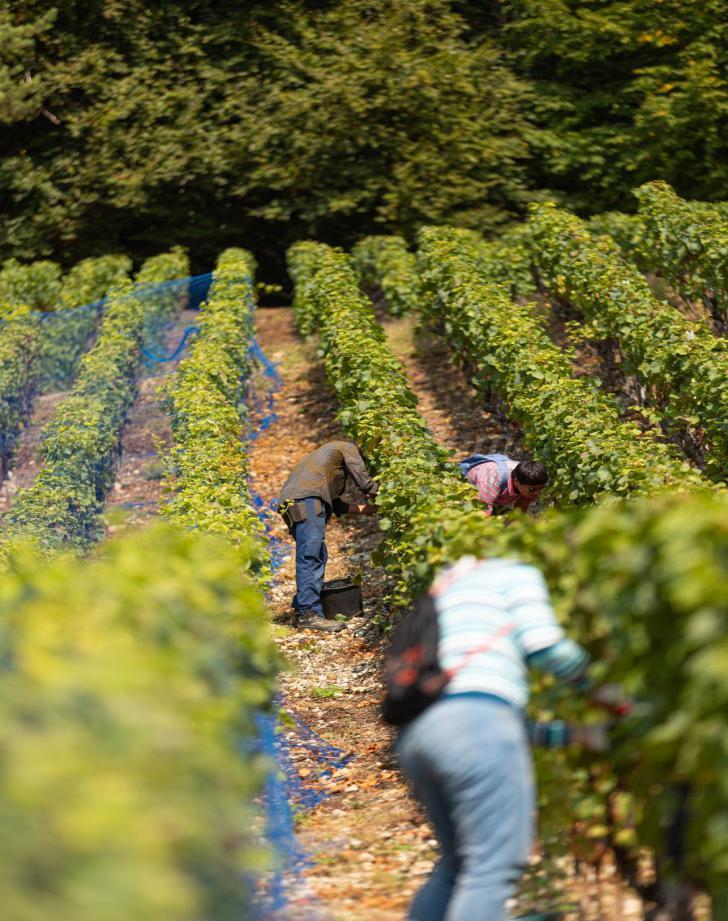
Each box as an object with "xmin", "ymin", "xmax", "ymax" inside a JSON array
[
  {"xmin": 134, "ymin": 271, "xmax": 212, "ymax": 312},
  {"xmin": 24, "ymin": 272, "xmax": 213, "ymax": 390},
  {"xmin": 140, "ymin": 325, "xmax": 200, "ymax": 365},
  {"xmin": 247, "ymin": 336, "xmax": 288, "ymax": 572},
  {"xmin": 135, "ymin": 274, "xmax": 211, "ymax": 376},
  {"xmin": 248, "ymin": 336, "xmax": 282, "ymax": 438}
]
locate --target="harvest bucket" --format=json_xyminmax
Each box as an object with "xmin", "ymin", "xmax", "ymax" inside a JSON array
[{"xmin": 321, "ymin": 579, "xmax": 363, "ymax": 619}]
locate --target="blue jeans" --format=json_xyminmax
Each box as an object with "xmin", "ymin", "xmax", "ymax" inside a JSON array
[
  {"xmin": 291, "ymin": 497, "xmax": 329, "ymax": 617},
  {"xmin": 395, "ymin": 696, "xmax": 535, "ymax": 921}
]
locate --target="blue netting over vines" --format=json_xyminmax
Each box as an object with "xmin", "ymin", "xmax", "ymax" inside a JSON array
[{"xmin": 23, "ymin": 272, "xmax": 212, "ymax": 390}]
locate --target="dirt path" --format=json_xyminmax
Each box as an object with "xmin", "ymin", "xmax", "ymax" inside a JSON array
[
  {"xmin": 0, "ymin": 390, "xmax": 67, "ymax": 519},
  {"xmin": 250, "ymin": 308, "xmax": 436, "ymax": 921},
  {"xmin": 379, "ymin": 313, "xmax": 526, "ymax": 461},
  {"xmin": 248, "ymin": 307, "xmax": 654, "ymax": 921},
  {"xmin": 103, "ymin": 308, "xmax": 198, "ymax": 536}
]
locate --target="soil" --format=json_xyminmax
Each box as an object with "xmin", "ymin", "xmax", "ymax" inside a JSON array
[
  {"xmin": 102, "ymin": 307, "xmax": 199, "ymax": 536},
  {"xmin": 0, "ymin": 389, "xmax": 67, "ymax": 519},
  {"xmin": 379, "ymin": 314, "xmax": 524, "ymax": 460}
]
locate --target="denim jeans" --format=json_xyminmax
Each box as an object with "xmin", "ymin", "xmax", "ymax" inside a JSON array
[
  {"xmin": 291, "ymin": 497, "xmax": 329, "ymax": 617},
  {"xmin": 396, "ymin": 695, "xmax": 535, "ymax": 921}
]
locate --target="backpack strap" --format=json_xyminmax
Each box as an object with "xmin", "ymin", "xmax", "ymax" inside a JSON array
[
  {"xmin": 443, "ymin": 618, "xmax": 518, "ymax": 680},
  {"xmin": 457, "ymin": 453, "xmax": 512, "ymax": 494}
]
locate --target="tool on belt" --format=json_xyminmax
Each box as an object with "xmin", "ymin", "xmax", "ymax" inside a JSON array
[{"xmin": 278, "ymin": 498, "xmax": 325, "ymax": 533}]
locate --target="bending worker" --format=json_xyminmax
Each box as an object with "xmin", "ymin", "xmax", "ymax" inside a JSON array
[
  {"xmin": 392, "ymin": 556, "xmax": 619, "ymax": 921},
  {"xmin": 458, "ymin": 452, "xmax": 548, "ymax": 515},
  {"xmin": 278, "ymin": 440, "xmax": 378, "ymax": 633}
]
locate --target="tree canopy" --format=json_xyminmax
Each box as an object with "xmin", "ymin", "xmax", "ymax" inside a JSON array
[{"xmin": 1, "ymin": 0, "xmax": 726, "ymax": 274}]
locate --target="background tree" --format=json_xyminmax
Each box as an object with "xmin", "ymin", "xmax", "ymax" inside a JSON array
[
  {"xmin": 0, "ymin": 0, "xmax": 531, "ymax": 275},
  {"xmin": 239, "ymin": 0, "xmax": 532, "ymax": 244},
  {"xmin": 493, "ymin": 0, "xmax": 728, "ymax": 211},
  {"xmin": 0, "ymin": 0, "xmax": 726, "ymax": 277}
]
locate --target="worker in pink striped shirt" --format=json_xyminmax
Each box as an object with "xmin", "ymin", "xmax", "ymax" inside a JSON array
[{"xmin": 458, "ymin": 453, "xmax": 549, "ymax": 516}]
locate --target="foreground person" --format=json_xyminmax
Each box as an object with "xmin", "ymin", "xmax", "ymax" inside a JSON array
[
  {"xmin": 458, "ymin": 453, "xmax": 549, "ymax": 515},
  {"xmin": 389, "ymin": 556, "xmax": 615, "ymax": 921},
  {"xmin": 278, "ymin": 440, "xmax": 378, "ymax": 633}
]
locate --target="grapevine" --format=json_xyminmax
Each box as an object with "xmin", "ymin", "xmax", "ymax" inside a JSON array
[
  {"xmin": 634, "ymin": 181, "xmax": 728, "ymax": 331},
  {"xmin": 417, "ymin": 225, "xmax": 709, "ymax": 504},
  {"xmin": 164, "ymin": 247, "xmax": 268, "ymax": 577},
  {"xmin": 529, "ymin": 203, "xmax": 728, "ymax": 481},
  {"xmin": 351, "ymin": 235, "xmax": 419, "ymax": 316},
  {"xmin": 288, "ymin": 237, "xmax": 728, "ymax": 905},
  {"xmin": 288, "ymin": 240, "xmax": 494, "ymax": 603},
  {"xmin": 5, "ymin": 251, "xmax": 190, "ymax": 551}
]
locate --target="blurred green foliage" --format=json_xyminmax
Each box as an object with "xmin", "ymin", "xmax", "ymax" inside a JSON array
[
  {"xmin": 2, "ymin": 0, "xmax": 724, "ymax": 271},
  {"xmin": 0, "ymin": 522, "xmax": 279, "ymax": 921},
  {"xmin": 507, "ymin": 492, "xmax": 728, "ymax": 893}
]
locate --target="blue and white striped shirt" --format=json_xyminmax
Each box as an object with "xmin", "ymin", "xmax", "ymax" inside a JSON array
[{"xmin": 433, "ymin": 557, "xmax": 589, "ymax": 709}]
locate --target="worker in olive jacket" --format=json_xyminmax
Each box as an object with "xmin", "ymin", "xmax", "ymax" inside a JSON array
[{"xmin": 278, "ymin": 441, "xmax": 378, "ymax": 633}]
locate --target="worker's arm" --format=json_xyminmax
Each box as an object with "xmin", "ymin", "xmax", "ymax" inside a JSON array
[
  {"xmin": 507, "ymin": 566, "xmax": 591, "ymax": 688},
  {"xmin": 527, "ymin": 638, "xmax": 591, "ymax": 688},
  {"xmin": 527, "ymin": 719, "xmax": 608, "ymax": 752},
  {"xmin": 528, "ymin": 642, "xmax": 633, "ymax": 716},
  {"xmin": 341, "ymin": 443, "xmax": 378, "ymax": 498}
]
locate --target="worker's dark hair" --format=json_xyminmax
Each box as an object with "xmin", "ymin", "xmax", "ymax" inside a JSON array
[{"xmin": 513, "ymin": 460, "xmax": 549, "ymax": 486}]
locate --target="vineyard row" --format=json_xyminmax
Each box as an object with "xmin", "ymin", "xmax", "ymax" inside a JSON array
[
  {"xmin": 416, "ymin": 225, "xmax": 708, "ymax": 502},
  {"xmin": 288, "ymin": 240, "xmax": 728, "ymax": 905},
  {"xmin": 0, "ymin": 247, "xmax": 278, "ymax": 920},
  {"xmin": 529, "ymin": 202, "xmax": 728, "ymax": 481},
  {"xmin": 2, "ymin": 249, "xmax": 189, "ymax": 552},
  {"xmin": 352, "ymin": 188, "xmax": 728, "ymax": 482},
  {"xmin": 0, "ymin": 255, "xmax": 131, "ymax": 477},
  {"xmin": 589, "ymin": 181, "xmax": 727, "ymax": 331}
]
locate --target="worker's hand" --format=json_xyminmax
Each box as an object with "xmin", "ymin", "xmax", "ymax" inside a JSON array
[
  {"xmin": 590, "ymin": 683, "xmax": 633, "ymax": 717},
  {"xmin": 569, "ymin": 723, "xmax": 610, "ymax": 753}
]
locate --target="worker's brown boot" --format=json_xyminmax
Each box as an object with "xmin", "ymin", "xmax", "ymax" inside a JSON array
[{"xmin": 296, "ymin": 611, "xmax": 346, "ymax": 633}]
